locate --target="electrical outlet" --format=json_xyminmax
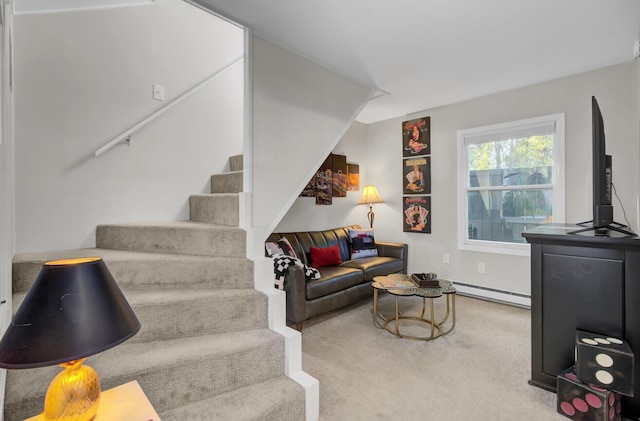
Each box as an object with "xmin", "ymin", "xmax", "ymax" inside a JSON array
[
  {"xmin": 443, "ymin": 253, "xmax": 450, "ymax": 264},
  {"xmin": 478, "ymin": 262, "xmax": 486, "ymax": 274}
]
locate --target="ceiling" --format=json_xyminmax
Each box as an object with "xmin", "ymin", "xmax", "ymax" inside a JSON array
[
  {"xmin": 12, "ymin": 0, "xmax": 154, "ymax": 14},
  {"xmin": 193, "ymin": 0, "xmax": 640, "ymax": 123}
]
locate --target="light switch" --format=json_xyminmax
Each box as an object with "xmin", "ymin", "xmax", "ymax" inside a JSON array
[{"xmin": 153, "ymin": 84, "xmax": 165, "ymax": 101}]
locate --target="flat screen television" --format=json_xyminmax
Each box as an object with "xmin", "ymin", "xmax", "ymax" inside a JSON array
[
  {"xmin": 592, "ymin": 95, "xmax": 613, "ymax": 227},
  {"xmin": 570, "ymin": 96, "xmax": 635, "ymax": 236}
]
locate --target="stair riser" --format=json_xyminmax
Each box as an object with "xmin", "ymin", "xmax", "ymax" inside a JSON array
[
  {"xmin": 229, "ymin": 155, "xmax": 243, "ymax": 172},
  {"xmin": 96, "ymin": 225, "xmax": 246, "ymax": 257},
  {"xmin": 12, "ymin": 256, "xmax": 254, "ymax": 293},
  {"xmin": 161, "ymin": 376, "xmax": 305, "ymax": 420},
  {"xmin": 142, "ymin": 339, "xmax": 285, "ymax": 413},
  {"xmin": 129, "ymin": 293, "xmax": 268, "ymax": 343},
  {"xmin": 189, "ymin": 194, "xmax": 239, "ymax": 226},
  {"xmin": 4, "ymin": 336, "xmax": 285, "ymax": 421},
  {"xmin": 210, "ymin": 171, "xmax": 243, "ymax": 194},
  {"xmin": 105, "ymin": 258, "xmax": 253, "ymax": 290}
]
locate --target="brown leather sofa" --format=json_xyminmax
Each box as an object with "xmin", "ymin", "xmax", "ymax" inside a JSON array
[{"xmin": 266, "ymin": 225, "xmax": 408, "ymax": 330}]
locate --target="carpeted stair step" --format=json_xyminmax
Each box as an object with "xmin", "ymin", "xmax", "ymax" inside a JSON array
[
  {"xmin": 10, "ymin": 288, "xmax": 268, "ymax": 345},
  {"xmin": 125, "ymin": 289, "xmax": 268, "ymax": 343},
  {"xmin": 211, "ymin": 170, "xmax": 243, "ymax": 194},
  {"xmin": 189, "ymin": 193, "xmax": 239, "ymax": 226},
  {"xmin": 4, "ymin": 330, "xmax": 286, "ymax": 421},
  {"xmin": 12, "ymin": 249, "xmax": 254, "ymax": 292},
  {"xmin": 96, "ymin": 221, "xmax": 246, "ymax": 257},
  {"xmin": 229, "ymin": 154, "xmax": 243, "ymax": 172},
  {"xmin": 161, "ymin": 375, "xmax": 305, "ymax": 421}
]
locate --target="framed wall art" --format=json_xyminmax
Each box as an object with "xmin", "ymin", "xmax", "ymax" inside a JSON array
[
  {"xmin": 401, "ymin": 116, "xmax": 431, "ymax": 233},
  {"xmin": 402, "ymin": 195, "xmax": 431, "ymax": 233},
  {"xmin": 347, "ymin": 163, "xmax": 360, "ymax": 191},
  {"xmin": 315, "ymin": 155, "xmax": 333, "ymax": 205},
  {"xmin": 402, "ymin": 116, "xmax": 430, "ymax": 157},
  {"xmin": 332, "ymin": 154, "xmax": 347, "ymax": 197},
  {"xmin": 403, "ymin": 156, "xmax": 430, "ymax": 195},
  {"xmin": 299, "ymin": 154, "xmax": 359, "ymax": 205}
]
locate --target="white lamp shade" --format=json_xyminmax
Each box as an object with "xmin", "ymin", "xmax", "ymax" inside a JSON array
[{"xmin": 358, "ymin": 185, "xmax": 384, "ymax": 205}]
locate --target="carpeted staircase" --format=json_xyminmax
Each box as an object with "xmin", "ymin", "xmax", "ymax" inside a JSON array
[{"xmin": 5, "ymin": 155, "xmax": 306, "ymax": 420}]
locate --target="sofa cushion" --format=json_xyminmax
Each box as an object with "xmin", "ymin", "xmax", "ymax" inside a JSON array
[
  {"xmin": 310, "ymin": 245, "xmax": 341, "ymax": 268},
  {"xmin": 340, "ymin": 256, "xmax": 405, "ymax": 281},
  {"xmin": 349, "ymin": 228, "xmax": 378, "ymax": 259},
  {"xmin": 306, "ymin": 266, "xmax": 364, "ymax": 300}
]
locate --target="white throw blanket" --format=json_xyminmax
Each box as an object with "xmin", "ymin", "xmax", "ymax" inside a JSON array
[{"xmin": 272, "ymin": 254, "xmax": 321, "ymax": 290}]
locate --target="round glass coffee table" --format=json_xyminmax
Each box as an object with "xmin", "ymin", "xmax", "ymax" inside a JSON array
[{"xmin": 372, "ymin": 274, "xmax": 456, "ymax": 341}]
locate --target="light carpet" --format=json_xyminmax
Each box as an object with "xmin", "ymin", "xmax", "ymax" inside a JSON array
[{"xmin": 302, "ymin": 293, "xmax": 566, "ymax": 420}]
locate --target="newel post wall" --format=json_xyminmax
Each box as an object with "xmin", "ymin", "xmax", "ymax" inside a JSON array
[{"xmin": 250, "ymin": 35, "xmax": 373, "ymax": 241}]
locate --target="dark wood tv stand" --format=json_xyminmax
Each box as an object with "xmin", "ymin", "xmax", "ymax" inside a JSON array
[{"xmin": 522, "ymin": 224, "xmax": 640, "ymax": 417}]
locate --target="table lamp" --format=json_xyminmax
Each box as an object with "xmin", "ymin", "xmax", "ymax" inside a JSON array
[
  {"xmin": 358, "ymin": 185, "xmax": 384, "ymax": 228},
  {"xmin": 0, "ymin": 257, "xmax": 140, "ymax": 421}
]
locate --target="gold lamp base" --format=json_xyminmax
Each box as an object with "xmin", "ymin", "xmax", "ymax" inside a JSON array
[{"xmin": 44, "ymin": 358, "xmax": 101, "ymax": 421}]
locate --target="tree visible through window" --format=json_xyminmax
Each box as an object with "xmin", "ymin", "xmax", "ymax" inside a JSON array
[{"xmin": 458, "ymin": 115, "xmax": 565, "ymax": 255}]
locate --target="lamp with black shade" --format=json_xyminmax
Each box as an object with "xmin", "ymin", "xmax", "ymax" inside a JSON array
[{"xmin": 0, "ymin": 257, "xmax": 140, "ymax": 421}]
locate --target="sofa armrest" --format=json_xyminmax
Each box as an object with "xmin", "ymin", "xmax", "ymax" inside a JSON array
[
  {"xmin": 284, "ymin": 265, "xmax": 307, "ymax": 324},
  {"xmin": 375, "ymin": 241, "xmax": 408, "ymax": 274}
]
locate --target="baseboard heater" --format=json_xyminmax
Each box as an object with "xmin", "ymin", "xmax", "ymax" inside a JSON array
[{"xmin": 452, "ymin": 281, "xmax": 531, "ymax": 308}]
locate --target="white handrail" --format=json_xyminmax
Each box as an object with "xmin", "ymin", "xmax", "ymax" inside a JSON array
[{"xmin": 94, "ymin": 56, "xmax": 244, "ymax": 157}]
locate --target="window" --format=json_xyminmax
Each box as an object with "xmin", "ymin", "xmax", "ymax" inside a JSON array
[{"xmin": 457, "ymin": 114, "xmax": 565, "ymax": 255}]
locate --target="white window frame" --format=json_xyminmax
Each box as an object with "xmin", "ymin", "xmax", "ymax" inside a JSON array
[{"xmin": 457, "ymin": 113, "xmax": 565, "ymax": 256}]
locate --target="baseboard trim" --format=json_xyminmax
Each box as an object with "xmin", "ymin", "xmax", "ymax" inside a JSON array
[{"xmin": 452, "ymin": 281, "xmax": 531, "ymax": 308}]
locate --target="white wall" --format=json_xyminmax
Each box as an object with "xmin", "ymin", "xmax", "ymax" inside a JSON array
[
  {"xmin": 279, "ymin": 61, "xmax": 640, "ymax": 297},
  {"xmin": 13, "ymin": 0, "xmax": 244, "ymax": 253},
  {"xmin": 637, "ymin": 59, "xmax": 640, "ymax": 230},
  {"xmin": 1, "ymin": 1, "xmax": 15, "ymax": 302},
  {"xmin": 1, "ymin": 0, "xmax": 15, "ymax": 410},
  {"xmin": 274, "ymin": 121, "xmax": 372, "ymax": 232},
  {"xmin": 251, "ymin": 36, "xmax": 373, "ymax": 237}
]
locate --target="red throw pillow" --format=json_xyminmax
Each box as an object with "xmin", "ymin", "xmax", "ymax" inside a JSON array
[{"xmin": 310, "ymin": 244, "xmax": 341, "ymax": 268}]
